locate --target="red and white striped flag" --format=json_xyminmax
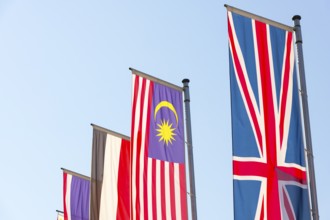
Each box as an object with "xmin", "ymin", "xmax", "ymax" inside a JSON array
[
  {"xmin": 130, "ymin": 69, "xmax": 188, "ymax": 220},
  {"xmin": 90, "ymin": 124, "xmax": 131, "ymax": 220}
]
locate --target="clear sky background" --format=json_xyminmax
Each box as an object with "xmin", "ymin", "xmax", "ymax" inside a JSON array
[{"xmin": 0, "ymin": 0, "xmax": 329, "ymax": 219}]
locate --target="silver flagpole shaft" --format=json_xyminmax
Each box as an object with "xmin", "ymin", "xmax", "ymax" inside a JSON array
[
  {"xmin": 293, "ymin": 15, "xmax": 319, "ymax": 220},
  {"xmin": 182, "ymin": 79, "xmax": 197, "ymax": 220}
]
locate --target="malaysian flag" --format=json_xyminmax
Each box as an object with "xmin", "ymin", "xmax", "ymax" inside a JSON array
[
  {"xmin": 130, "ymin": 68, "xmax": 188, "ymax": 220},
  {"xmin": 227, "ymin": 7, "xmax": 311, "ymax": 220}
]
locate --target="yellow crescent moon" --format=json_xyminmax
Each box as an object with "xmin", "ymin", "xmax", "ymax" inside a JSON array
[{"xmin": 154, "ymin": 101, "xmax": 178, "ymax": 125}]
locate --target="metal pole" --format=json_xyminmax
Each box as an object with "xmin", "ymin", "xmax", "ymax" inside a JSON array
[
  {"xmin": 292, "ymin": 15, "xmax": 319, "ymax": 220},
  {"xmin": 182, "ymin": 79, "xmax": 197, "ymax": 220}
]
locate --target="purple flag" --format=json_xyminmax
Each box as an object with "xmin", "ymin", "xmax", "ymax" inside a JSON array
[{"xmin": 63, "ymin": 170, "xmax": 90, "ymax": 220}]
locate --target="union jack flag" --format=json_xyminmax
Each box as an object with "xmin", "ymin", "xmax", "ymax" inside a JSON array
[{"xmin": 227, "ymin": 10, "xmax": 311, "ymax": 220}]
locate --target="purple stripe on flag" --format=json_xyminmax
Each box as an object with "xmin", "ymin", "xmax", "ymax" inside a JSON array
[{"xmin": 70, "ymin": 175, "xmax": 90, "ymax": 220}]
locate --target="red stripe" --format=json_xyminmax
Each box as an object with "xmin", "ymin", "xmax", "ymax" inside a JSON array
[
  {"xmin": 160, "ymin": 161, "xmax": 166, "ymax": 219},
  {"xmin": 228, "ymin": 16, "xmax": 263, "ymax": 153},
  {"xmin": 179, "ymin": 164, "xmax": 188, "ymax": 220},
  {"xmin": 233, "ymin": 160, "xmax": 268, "ymax": 177},
  {"xmin": 143, "ymin": 158, "xmax": 149, "ymax": 220},
  {"xmin": 131, "ymin": 75, "xmax": 139, "ymax": 220},
  {"xmin": 143, "ymin": 80, "xmax": 153, "ymax": 220},
  {"xmin": 63, "ymin": 172, "xmax": 68, "ymax": 220},
  {"xmin": 278, "ymin": 166, "xmax": 307, "ymax": 184},
  {"xmin": 169, "ymin": 163, "xmax": 176, "ymax": 220},
  {"xmin": 233, "ymin": 160, "xmax": 307, "ymax": 184},
  {"xmin": 279, "ymin": 32, "xmax": 293, "ymax": 148},
  {"xmin": 152, "ymin": 159, "xmax": 157, "ymax": 220},
  {"xmin": 137, "ymin": 78, "xmax": 148, "ymax": 220},
  {"xmin": 140, "ymin": 79, "xmax": 148, "ymax": 217},
  {"xmin": 143, "ymin": 157, "xmax": 149, "ymax": 220},
  {"xmin": 134, "ymin": 79, "xmax": 142, "ymax": 220},
  {"xmin": 117, "ymin": 139, "xmax": 131, "ymax": 220},
  {"xmin": 255, "ymin": 20, "xmax": 280, "ymax": 220}
]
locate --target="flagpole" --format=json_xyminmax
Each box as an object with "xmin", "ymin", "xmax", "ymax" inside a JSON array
[
  {"xmin": 182, "ymin": 79, "xmax": 197, "ymax": 220},
  {"xmin": 292, "ymin": 15, "xmax": 319, "ymax": 220},
  {"xmin": 61, "ymin": 167, "xmax": 90, "ymax": 181}
]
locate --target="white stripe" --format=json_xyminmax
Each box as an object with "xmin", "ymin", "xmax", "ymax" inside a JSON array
[
  {"xmin": 233, "ymin": 156, "xmax": 266, "ymax": 163},
  {"xmin": 65, "ymin": 174, "xmax": 72, "ymax": 220},
  {"xmin": 233, "ymin": 175, "xmax": 266, "ymax": 181},
  {"xmin": 174, "ymin": 164, "xmax": 182, "ymax": 220},
  {"xmin": 147, "ymin": 158, "xmax": 153, "ymax": 220},
  {"xmin": 132, "ymin": 75, "xmax": 143, "ymax": 220},
  {"xmin": 132, "ymin": 74, "xmax": 136, "ymax": 106},
  {"xmin": 139, "ymin": 79, "xmax": 150, "ymax": 219},
  {"xmin": 99, "ymin": 134, "xmax": 122, "ymax": 220},
  {"xmin": 156, "ymin": 160, "xmax": 162, "ymax": 220},
  {"xmin": 279, "ymin": 33, "xmax": 294, "ymax": 163},
  {"xmin": 165, "ymin": 162, "xmax": 172, "ymax": 220},
  {"xmin": 279, "ymin": 180, "xmax": 308, "ymax": 189}
]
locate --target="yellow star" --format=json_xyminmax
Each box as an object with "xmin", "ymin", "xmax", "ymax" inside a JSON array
[{"xmin": 156, "ymin": 119, "xmax": 176, "ymax": 146}]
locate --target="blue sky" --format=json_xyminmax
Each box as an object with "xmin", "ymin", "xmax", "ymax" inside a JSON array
[{"xmin": 0, "ymin": 1, "xmax": 329, "ymax": 219}]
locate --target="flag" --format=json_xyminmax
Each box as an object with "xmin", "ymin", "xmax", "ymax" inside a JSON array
[
  {"xmin": 130, "ymin": 69, "xmax": 188, "ymax": 220},
  {"xmin": 57, "ymin": 211, "xmax": 64, "ymax": 220},
  {"xmin": 90, "ymin": 124, "xmax": 131, "ymax": 220},
  {"xmin": 227, "ymin": 7, "xmax": 311, "ymax": 220},
  {"xmin": 63, "ymin": 169, "xmax": 90, "ymax": 220}
]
